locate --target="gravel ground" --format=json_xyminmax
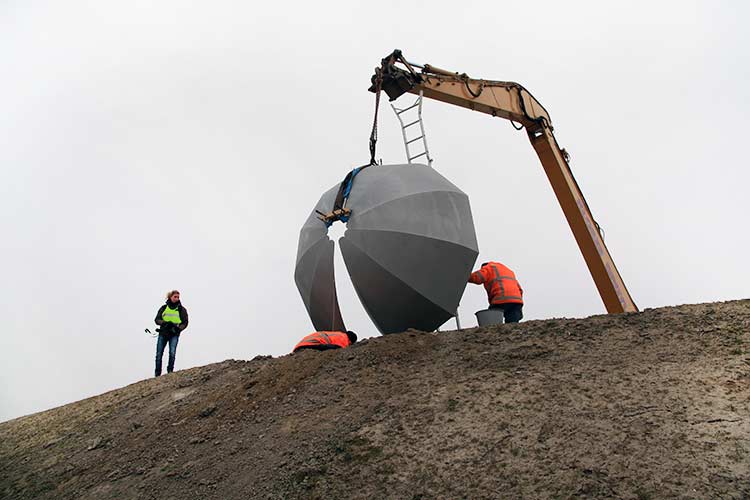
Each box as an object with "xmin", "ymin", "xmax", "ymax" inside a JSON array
[{"xmin": 1, "ymin": 299, "xmax": 749, "ymax": 499}]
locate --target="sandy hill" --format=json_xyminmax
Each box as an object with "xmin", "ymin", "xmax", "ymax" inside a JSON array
[{"xmin": 1, "ymin": 300, "xmax": 749, "ymax": 500}]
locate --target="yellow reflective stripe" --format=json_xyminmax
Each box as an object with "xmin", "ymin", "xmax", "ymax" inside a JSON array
[
  {"xmin": 491, "ymin": 265, "xmax": 505, "ymax": 297},
  {"xmin": 494, "ymin": 295, "xmax": 522, "ymax": 301},
  {"xmin": 162, "ymin": 306, "xmax": 181, "ymax": 324},
  {"xmin": 304, "ymin": 333, "xmax": 332, "ymax": 345},
  {"xmin": 488, "ymin": 265, "xmax": 520, "ymax": 300}
]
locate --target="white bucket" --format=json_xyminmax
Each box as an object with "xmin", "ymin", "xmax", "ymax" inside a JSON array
[{"xmin": 475, "ymin": 308, "xmax": 503, "ymax": 326}]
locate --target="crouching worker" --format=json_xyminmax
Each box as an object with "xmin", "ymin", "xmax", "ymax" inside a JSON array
[
  {"xmin": 469, "ymin": 261, "xmax": 524, "ymax": 323},
  {"xmin": 293, "ymin": 330, "xmax": 357, "ymax": 353}
]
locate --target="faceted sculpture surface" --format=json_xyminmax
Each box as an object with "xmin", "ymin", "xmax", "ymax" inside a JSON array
[{"xmin": 295, "ymin": 164, "xmax": 479, "ymax": 334}]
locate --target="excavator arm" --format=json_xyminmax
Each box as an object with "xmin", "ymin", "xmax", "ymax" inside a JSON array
[{"xmin": 370, "ymin": 50, "xmax": 637, "ymax": 314}]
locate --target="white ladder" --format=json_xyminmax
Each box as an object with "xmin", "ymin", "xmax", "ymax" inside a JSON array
[{"xmin": 391, "ymin": 90, "xmax": 433, "ymax": 167}]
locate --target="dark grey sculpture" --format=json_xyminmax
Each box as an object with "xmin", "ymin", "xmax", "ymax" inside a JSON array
[
  {"xmin": 295, "ymin": 186, "xmax": 346, "ymax": 332},
  {"xmin": 295, "ymin": 164, "xmax": 479, "ymax": 334}
]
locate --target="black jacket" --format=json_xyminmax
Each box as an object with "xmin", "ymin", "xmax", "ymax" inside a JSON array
[{"xmin": 155, "ymin": 302, "xmax": 189, "ymax": 334}]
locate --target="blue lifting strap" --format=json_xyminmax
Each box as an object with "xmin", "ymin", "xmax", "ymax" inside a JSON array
[
  {"xmin": 341, "ymin": 167, "xmax": 362, "ymax": 201},
  {"xmin": 317, "ymin": 164, "xmax": 372, "ymax": 227}
]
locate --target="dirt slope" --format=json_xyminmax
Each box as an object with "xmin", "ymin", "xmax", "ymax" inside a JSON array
[{"xmin": 1, "ymin": 300, "xmax": 749, "ymax": 500}]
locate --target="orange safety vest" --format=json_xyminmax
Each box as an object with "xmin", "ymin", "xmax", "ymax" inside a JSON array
[
  {"xmin": 293, "ymin": 331, "xmax": 352, "ymax": 352},
  {"xmin": 469, "ymin": 262, "xmax": 524, "ymax": 305}
]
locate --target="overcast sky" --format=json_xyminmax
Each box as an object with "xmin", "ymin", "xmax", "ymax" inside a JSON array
[{"xmin": 1, "ymin": 1, "xmax": 748, "ymax": 422}]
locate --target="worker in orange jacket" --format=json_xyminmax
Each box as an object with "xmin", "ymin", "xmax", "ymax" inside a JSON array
[
  {"xmin": 292, "ymin": 330, "xmax": 358, "ymax": 353},
  {"xmin": 468, "ymin": 261, "xmax": 524, "ymax": 323}
]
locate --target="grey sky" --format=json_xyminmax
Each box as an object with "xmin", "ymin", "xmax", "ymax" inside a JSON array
[{"xmin": 1, "ymin": 1, "xmax": 748, "ymax": 422}]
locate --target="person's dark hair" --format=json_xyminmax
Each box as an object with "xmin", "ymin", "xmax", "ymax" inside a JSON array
[
  {"xmin": 346, "ymin": 331, "xmax": 358, "ymax": 343},
  {"xmin": 481, "ymin": 262, "xmax": 489, "ymax": 267}
]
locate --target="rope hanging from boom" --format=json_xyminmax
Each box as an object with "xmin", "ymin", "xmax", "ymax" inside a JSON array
[
  {"xmin": 368, "ymin": 66, "xmax": 383, "ymax": 166},
  {"xmin": 316, "ymin": 67, "xmax": 384, "ymax": 226}
]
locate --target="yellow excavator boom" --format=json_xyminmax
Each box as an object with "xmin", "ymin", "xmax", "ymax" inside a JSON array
[{"xmin": 371, "ymin": 50, "xmax": 637, "ymax": 314}]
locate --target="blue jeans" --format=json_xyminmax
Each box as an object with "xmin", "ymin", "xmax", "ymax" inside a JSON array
[
  {"xmin": 155, "ymin": 333, "xmax": 180, "ymax": 376},
  {"xmin": 489, "ymin": 303, "xmax": 523, "ymax": 323}
]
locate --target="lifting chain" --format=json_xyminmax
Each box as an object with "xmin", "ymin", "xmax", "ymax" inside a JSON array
[
  {"xmin": 316, "ymin": 66, "xmax": 384, "ymax": 226},
  {"xmin": 368, "ymin": 66, "xmax": 383, "ymax": 166}
]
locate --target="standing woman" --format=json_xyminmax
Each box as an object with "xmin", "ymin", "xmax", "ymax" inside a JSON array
[{"xmin": 154, "ymin": 290, "xmax": 189, "ymax": 377}]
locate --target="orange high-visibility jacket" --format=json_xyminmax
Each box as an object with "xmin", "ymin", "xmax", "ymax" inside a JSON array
[
  {"xmin": 469, "ymin": 262, "xmax": 524, "ymax": 305},
  {"xmin": 293, "ymin": 331, "xmax": 352, "ymax": 352}
]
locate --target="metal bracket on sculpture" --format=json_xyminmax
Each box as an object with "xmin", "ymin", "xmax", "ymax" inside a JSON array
[{"xmin": 315, "ymin": 207, "xmax": 352, "ymax": 226}]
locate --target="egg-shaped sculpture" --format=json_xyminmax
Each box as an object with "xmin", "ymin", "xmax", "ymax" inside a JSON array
[{"xmin": 295, "ymin": 163, "xmax": 479, "ymax": 334}]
